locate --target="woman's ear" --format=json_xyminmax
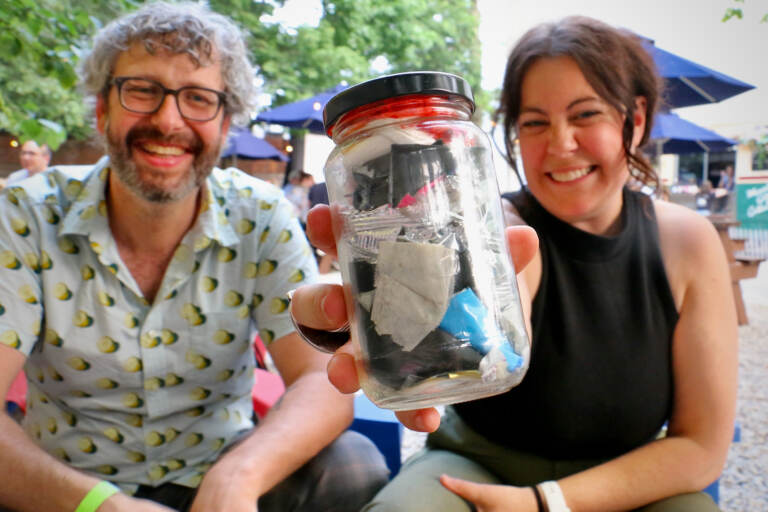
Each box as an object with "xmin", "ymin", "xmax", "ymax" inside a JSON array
[{"xmin": 631, "ymin": 96, "xmax": 647, "ymax": 151}]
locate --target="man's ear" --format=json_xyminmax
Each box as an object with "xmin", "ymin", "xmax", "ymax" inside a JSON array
[
  {"xmin": 96, "ymin": 95, "xmax": 108, "ymax": 134},
  {"xmin": 631, "ymin": 96, "xmax": 647, "ymax": 151}
]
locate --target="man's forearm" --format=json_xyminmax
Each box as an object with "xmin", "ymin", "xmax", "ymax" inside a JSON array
[
  {"xmin": 0, "ymin": 413, "xmax": 102, "ymax": 512},
  {"xmin": 207, "ymin": 370, "xmax": 354, "ymax": 498}
]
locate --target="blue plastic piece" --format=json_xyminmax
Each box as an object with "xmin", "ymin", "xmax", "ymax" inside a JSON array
[{"xmin": 438, "ymin": 288, "xmax": 521, "ymax": 371}]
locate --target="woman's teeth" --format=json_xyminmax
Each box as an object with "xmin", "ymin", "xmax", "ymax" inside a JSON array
[
  {"xmin": 141, "ymin": 143, "xmax": 185, "ymax": 156},
  {"xmin": 550, "ymin": 167, "xmax": 592, "ymax": 183}
]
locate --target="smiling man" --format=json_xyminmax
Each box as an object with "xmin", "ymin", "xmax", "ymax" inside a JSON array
[{"xmin": 0, "ymin": 3, "xmax": 387, "ymax": 512}]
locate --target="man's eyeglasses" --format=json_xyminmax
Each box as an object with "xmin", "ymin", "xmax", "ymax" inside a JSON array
[{"xmin": 111, "ymin": 77, "xmax": 227, "ymax": 122}]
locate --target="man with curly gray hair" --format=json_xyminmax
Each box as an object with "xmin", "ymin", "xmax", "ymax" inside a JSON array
[{"xmin": 0, "ymin": 3, "xmax": 388, "ymax": 512}]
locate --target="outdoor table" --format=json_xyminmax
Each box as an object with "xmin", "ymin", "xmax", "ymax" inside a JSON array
[{"xmin": 708, "ymin": 214, "xmax": 765, "ymax": 325}]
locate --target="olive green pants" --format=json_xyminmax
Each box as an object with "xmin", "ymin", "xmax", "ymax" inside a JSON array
[{"xmin": 362, "ymin": 408, "xmax": 720, "ymax": 512}]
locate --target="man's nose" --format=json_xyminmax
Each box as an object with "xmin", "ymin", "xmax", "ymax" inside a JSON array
[{"xmin": 150, "ymin": 93, "xmax": 186, "ymax": 133}]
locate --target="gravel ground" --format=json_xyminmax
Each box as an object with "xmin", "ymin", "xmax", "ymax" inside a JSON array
[
  {"xmin": 720, "ymin": 265, "xmax": 768, "ymax": 511},
  {"xmin": 400, "ymin": 265, "xmax": 768, "ymax": 510}
]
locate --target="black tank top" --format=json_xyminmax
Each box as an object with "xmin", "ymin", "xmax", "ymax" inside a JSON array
[{"xmin": 454, "ymin": 188, "xmax": 679, "ymax": 459}]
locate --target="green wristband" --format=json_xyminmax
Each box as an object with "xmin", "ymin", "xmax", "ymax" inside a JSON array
[{"xmin": 75, "ymin": 481, "xmax": 119, "ymax": 512}]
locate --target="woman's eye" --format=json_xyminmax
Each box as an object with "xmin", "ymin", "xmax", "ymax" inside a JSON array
[
  {"xmin": 520, "ymin": 119, "xmax": 547, "ymax": 128},
  {"xmin": 574, "ymin": 110, "xmax": 600, "ymax": 120}
]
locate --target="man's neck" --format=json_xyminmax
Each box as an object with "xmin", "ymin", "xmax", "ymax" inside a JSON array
[{"xmin": 106, "ymin": 173, "xmax": 202, "ymax": 302}]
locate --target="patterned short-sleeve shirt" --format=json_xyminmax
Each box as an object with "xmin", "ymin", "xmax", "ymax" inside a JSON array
[{"xmin": 0, "ymin": 158, "xmax": 318, "ymax": 491}]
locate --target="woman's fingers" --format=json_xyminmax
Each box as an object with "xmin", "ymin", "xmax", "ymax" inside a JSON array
[
  {"xmin": 395, "ymin": 408, "xmax": 442, "ymax": 433},
  {"xmin": 306, "ymin": 205, "xmax": 338, "ymax": 258},
  {"xmin": 326, "ymin": 350, "xmax": 360, "ymax": 394},
  {"xmin": 289, "ymin": 283, "xmax": 347, "ymax": 331}
]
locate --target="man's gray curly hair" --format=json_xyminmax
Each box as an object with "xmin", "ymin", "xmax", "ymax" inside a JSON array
[{"xmin": 80, "ymin": 2, "xmax": 257, "ymax": 125}]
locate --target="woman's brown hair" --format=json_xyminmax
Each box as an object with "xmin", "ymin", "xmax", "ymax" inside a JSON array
[{"xmin": 497, "ymin": 16, "xmax": 663, "ymax": 190}]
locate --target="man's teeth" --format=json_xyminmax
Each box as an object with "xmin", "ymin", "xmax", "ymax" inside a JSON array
[
  {"xmin": 550, "ymin": 167, "xmax": 592, "ymax": 182},
  {"xmin": 142, "ymin": 143, "xmax": 185, "ymax": 156}
]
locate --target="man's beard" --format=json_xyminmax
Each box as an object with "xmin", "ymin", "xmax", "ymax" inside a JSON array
[{"xmin": 105, "ymin": 122, "xmax": 222, "ymax": 203}]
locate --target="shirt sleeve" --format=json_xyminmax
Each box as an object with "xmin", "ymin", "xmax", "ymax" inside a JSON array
[
  {"xmin": 0, "ymin": 187, "xmax": 45, "ymax": 356},
  {"xmin": 251, "ymin": 195, "xmax": 319, "ymax": 345}
]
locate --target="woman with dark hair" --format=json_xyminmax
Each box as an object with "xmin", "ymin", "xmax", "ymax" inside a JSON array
[{"xmin": 292, "ymin": 16, "xmax": 737, "ymax": 512}]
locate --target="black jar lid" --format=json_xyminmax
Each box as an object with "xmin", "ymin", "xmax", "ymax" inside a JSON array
[{"xmin": 323, "ymin": 71, "xmax": 475, "ymax": 132}]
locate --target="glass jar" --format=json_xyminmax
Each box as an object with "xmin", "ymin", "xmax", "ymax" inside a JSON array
[{"xmin": 320, "ymin": 72, "xmax": 529, "ymax": 410}]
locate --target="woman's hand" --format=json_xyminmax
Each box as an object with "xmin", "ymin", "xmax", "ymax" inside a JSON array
[
  {"xmin": 440, "ymin": 475, "xmax": 539, "ymax": 512},
  {"xmin": 293, "ymin": 204, "xmax": 538, "ymax": 432}
]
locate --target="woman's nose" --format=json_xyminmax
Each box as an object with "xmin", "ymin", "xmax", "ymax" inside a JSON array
[{"xmin": 547, "ymin": 122, "xmax": 578, "ymax": 156}]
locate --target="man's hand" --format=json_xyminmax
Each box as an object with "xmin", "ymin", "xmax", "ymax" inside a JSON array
[
  {"xmin": 439, "ymin": 475, "xmax": 539, "ymax": 512},
  {"xmin": 293, "ymin": 204, "xmax": 538, "ymax": 433}
]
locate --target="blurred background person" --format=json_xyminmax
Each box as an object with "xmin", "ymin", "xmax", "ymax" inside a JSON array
[{"xmin": 7, "ymin": 140, "xmax": 52, "ymax": 185}]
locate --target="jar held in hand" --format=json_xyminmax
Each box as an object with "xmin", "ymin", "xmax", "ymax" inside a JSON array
[{"xmin": 317, "ymin": 72, "xmax": 530, "ymax": 410}]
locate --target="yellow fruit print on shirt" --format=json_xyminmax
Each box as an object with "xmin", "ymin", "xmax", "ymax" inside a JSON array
[
  {"xmin": 236, "ymin": 219, "xmax": 255, "ymax": 235},
  {"xmin": 213, "ymin": 329, "xmax": 234, "ymax": 345},
  {"xmin": 270, "ymin": 297, "xmax": 290, "ymax": 314},
  {"xmin": 73, "ymin": 310, "xmax": 93, "ymax": 327},
  {"xmin": 55, "ymin": 448, "xmax": 71, "ymax": 462},
  {"xmin": 44, "ymin": 206, "xmax": 60, "ymax": 225},
  {"xmin": 1, "ymin": 330, "xmax": 21, "ymax": 349},
  {"xmin": 259, "ymin": 329, "xmax": 274, "ymax": 344},
  {"xmin": 98, "ymin": 291, "xmax": 115, "ymax": 307},
  {"xmin": 64, "ymin": 179, "xmax": 83, "ymax": 199},
  {"xmin": 127, "ymin": 414, "xmax": 143, "ymax": 427},
  {"xmin": 257, "ymin": 260, "xmax": 278, "ymax": 276},
  {"xmin": 140, "ymin": 332, "xmax": 161, "ymax": 349},
  {"xmin": 104, "ymin": 427, "xmax": 124, "ymax": 443},
  {"xmin": 145, "ymin": 377, "xmax": 164, "ymax": 391},
  {"xmin": 288, "ymin": 269, "xmax": 306, "ymax": 283},
  {"xmin": 251, "ymin": 294, "xmax": 264, "ymax": 308},
  {"xmin": 97, "ymin": 465, "xmax": 118, "ymax": 476},
  {"xmin": 124, "ymin": 313, "xmax": 139, "ymax": 329},
  {"xmin": 148, "ymin": 465, "xmax": 169, "ymax": 481},
  {"xmin": 122, "ymin": 392, "xmax": 144, "ymax": 408},
  {"xmin": 259, "ymin": 200, "xmax": 273, "ymax": 210},
  {"xmin": 47, "ymin": 367, "xmax": 63, "ymax": 381},
  {"xmin": 189, "ymin": 387, "xmax": 211, "ymax": 401},
  {"xmin": 40, "ymin": 251, "xmax": 53, "ymax": 270},
  {"xmin": 81, "ymin": 265, "xmax": 95, "ymax": 280},
  {"xmin": 90, "ymin": 241, "xmax": 103, "ymax": 255},
  {"xmin": 217, "ymin": 247, "xmax": 236, "ymax": 263},
  {"xmin": 128, "ymin": 451, "xmax": 146, "ymax": 463},
  {"xmin": 67, "ymin": 357, "xmax": 91, "ymax": 371},
  {"xmin": 96, "ymin": 378, "xmax": 119, "ymax": 389},
  {"xmin": 244, "ymin": 262, "xmax": 258, "ymax": 278},
  {"xmin": 259, "ymin": 227, "xmax": 270, "ymax": 244},
  {"xmin": 185, "ymin": 433, "xmax": 204, "ymax": 447},
  {"xmin": 181, "ymin": 303, "xmax": 206, "ymax": 326},
  {"xmin": 54, "ymin": 283, "xmax": 72, "ymax": 301},
  {"xmin": 216, "ymin": 369, "xmax": 234, "ymax": 382},
  {"xmin": 186, "ymin": 351, "xmax": 211, "ymax": 370},
  {"xmin": 186, "ymin": 406, "xmax": 205, "ymax": 417},
  {"xmin": 19, "ymin": 284, "xmax": 38, "ymax": 304},
  {"xmin": 58, "ymin": 237, "xmax": 79, "ymax": 254},
  {"xmin": 0, "ymin": 303, "xmax": 4, "ymax": 316},
  {"xmin": 165, "ymin": 373, "xmax": 184, "ymax": 387},
  {"xmin": 97, "ymin": 336, "xmax": 119, "ymax": 353},
  {"xmin": 122, "ymin": 357, "xmax": 143, "ymax": 373},
  {"xmin": 78, "ymin": 436, "xmax": 97, "ymax": 453},
  {"xmin": 224, "ymin": 290, "xmax": 243, "ymax": 307},
  {"xmin": 45, "ymin": 417, "xmax": 58, "ymax": 434},
  {"xmin": 201, "ymin": 276, "xmax": 218, "ymax": 292},
  {"xmin": 165, "ymin": 428, "xmax": 180, "ymax": 443},
  {"xmin": 11, "ymin": 217, "xmax": 30, "ymax": 237},
  {"xmin": 62, "ymin": 412, "xmax": 77, "ymax": 427},
  {"xmin": 277, "ymin": 229, "xmax": 293, "ymax": 243},
  {"xmin": 23, "ymin": 253, "xmax": 41, "ymax": 273},
  {"xmin": 1, "ymin": 250, "xmax": 22, "ymax": 270},
  {"xmin": 79, "ymin": 205, "xmax": 97, "ymax": 220},
  {"xmin": 167, "ymin": 459, "xmax": 186, "ymax": 471},
  {"xmin": 146, "ymin": 431, "xmax": 166, "ymax": 447},
  {"xmin": 161, "ymin": 329, "xmax": 178, "ymax": 345}
]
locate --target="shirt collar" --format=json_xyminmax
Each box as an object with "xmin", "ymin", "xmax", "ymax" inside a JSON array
[{"xmin": 59, "ymin": 158, "xmax": 240, "ymax": 249}]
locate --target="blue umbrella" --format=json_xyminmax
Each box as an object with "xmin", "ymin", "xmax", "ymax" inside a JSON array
[
  {"xmin": 255, "ymin": 83, "xmax": 349, "ymax": 134},
  {"xmin": 642, "ymin": 39, "xmax": 755, "ymax": 108},
  {"xmin": 221, "ymin": 129, "xmax": 287, "ymax": 161},
  {"xmin": 650, "ymin": 112, "xmax": 736, "ymax": 154}
]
